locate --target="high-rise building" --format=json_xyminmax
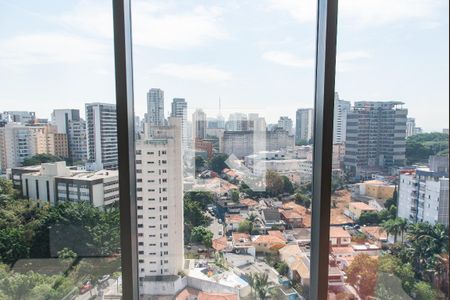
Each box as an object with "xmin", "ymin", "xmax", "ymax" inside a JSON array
[
  {"xmin": 0, "ymin": 123, "xmax": 38, "ymax": 172},
  {"xmin": 278, "ymin": 116, "xmax": 294, "ymax": 135},
  {"xmin": 51, "ymin": 109, "xmax": 87, "ymax": 163},
  {"xmin": 333, "ymin": 94, "xmax": 351, "ymax": 144},
  {"xmin": 193, "ymin": 109, "xmax": 207, "ymax": 140},
  {"xmin": 398, "ymin": 168, "xmax": 449, "ymax": 226},
  {"xmin": 2, "ymin": 111, "xmax": 36, "ymax": 124},
  {"xmin": 85, "ymin": 103, "xmax": 118, "ymax": 171},
  {"xmin": 136, "ymin": 117, "xmax": 184, "ymax": 295},
  {"xmin": 171, "ymin": 98, "xmax": 188, "ymax": 146},
  {"xmin": 295, "ymin": 108, "xmax": 314, "ymax": 145},
  {"xmin": 147, "ymin": 88, "xmax": 165, "ymax": 126},
  {"xmin": 344, "ymin": 101, "xmax": 408, "ymax": 178},
  {"xmin": 406, "ymin": 118, "xmax": 416, "ymax": 138},
  {"xmin": 227, "ymin": 113, "xmax": 249, "ymax": 131},
  {"xmin": 266, "ymin": 128, "xmax": 295, "ymax": 151}
]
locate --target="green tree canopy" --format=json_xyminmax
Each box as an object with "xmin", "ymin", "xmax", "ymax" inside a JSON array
[
  {"xmin": 210, "ymin": 153, "xmax": 229, "ymax": 173},
  {"xmin": 22, "ymin": 154, "xmax": 66, "ymax": 167}
]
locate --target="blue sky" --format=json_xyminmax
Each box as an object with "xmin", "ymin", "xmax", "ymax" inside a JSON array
[{"xmin": 0, "ymin": 0, "xmax": 448, "ymax": 131}]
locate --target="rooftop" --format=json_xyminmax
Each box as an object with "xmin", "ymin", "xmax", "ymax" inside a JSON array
[
  {"xmin": 349, "ymin": 202, "xmax": 377, "ymax": 211},
  {"xmin": 329, "ymin": 227, "xmax": 351, "ymax": 239}
]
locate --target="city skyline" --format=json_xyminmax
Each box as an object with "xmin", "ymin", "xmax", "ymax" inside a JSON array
[{"xmin": 0, "ymin": 0, "xmax": 448, "ymax": 132}]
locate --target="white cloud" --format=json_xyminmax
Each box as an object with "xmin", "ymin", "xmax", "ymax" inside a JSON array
[
  {"xmin": 266, "ymin": 0, "xmax": 444, "ymax": 27},
  {"xmin": 153, "ymin": 64, "xmax": 232, "ymax": 82},
  {"xmin": 262, "ymin": 51, "xmax": 314, "ymax": 68},
  {"xmin": 59, "ymin": 0, "xmax": 227, "ymax": 50},
  {"xmin": 0, "ymin": 33, "xmax": 108, "ymax": 68}
]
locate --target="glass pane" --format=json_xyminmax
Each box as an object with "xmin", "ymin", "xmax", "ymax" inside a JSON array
[
  {"xmin": 0, "ymin": 1, "xmax": 122, "ymax": 298},
  {"xmin": 131, "ymin": 0, "xmax": 317, "ymax": 299},
  {"xmin": 328, "ymin": 1, "xmax": 449, "ymax": 299}
]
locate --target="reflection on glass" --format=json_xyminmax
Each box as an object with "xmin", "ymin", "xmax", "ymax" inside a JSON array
[
  {"xmin": 131, "ymin": 0, "xmax": 317, "ymax": 299},
  {"xmin": 0, "ymin": 1, "xmax": 122, "ymax": 298},
  {"xmin": 327, "ymin": 0, "xmax": 449, "ymax": 299}
]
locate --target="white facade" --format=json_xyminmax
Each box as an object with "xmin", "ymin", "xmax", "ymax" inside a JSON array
[
  {"xmin": 333, "ymin": 94, "xmax": 351, "ymax": 144},
  {"xmin": 398, "ymin": 169, "xmax": 449, "ymax": 226},
  {"xmin": 136, "ymin": 118, "xmax": 184, "ymax": 294},
  {"xmin": 2, "ymin": 111, "xmax": 36, "ymax": 124},
  {"xmin": 171, "ymin": 98, "xmax": 188, "ymax": 146},
  {"xmin": 278, "ymin": 116, "xmax": 294, "ymax": 135},
  {"xmin": 0, "ymin": 123, "xmax": 38, "ymax": 173},
  {"xmin": 85, "ymin": 103, "xmax": 118, "ymax": 171},
  {"xmin": 18, "ymin": 161, "xmax": 119, "ymax": 207},
  {"xmin": 406, "ymin": 118, "xmax": 416, "ymax": 138}
]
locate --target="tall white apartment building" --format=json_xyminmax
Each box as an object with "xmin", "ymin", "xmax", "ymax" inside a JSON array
[
  {"xmin": 227, "ymin": 113, "xmax": 249, "ymax": 131},
  {"xmin": 295, "ymin": 108, "xmax": 314, "ymax": 145},
  {"xmin": 85, "ymin": 103, "xmax": 118, "ymax": 171},
  {"xmin": 147, "ymin": 88, "xmax": 165, "ymax": 126},
  {"xmin": 136, "ymin": 117, "xmax": 184, "ymax": 296},
  {"xmin": 0, "ymin": 123, "xmax": 38, "ymax": 173},
  {"xmin": 51, "ymin": 109, "xmax": 88, "ymax": 163},
  {"xmin": 333, "ymin": 94, "xmax": 351, "ymax": 144},
  {"xmin": 398, "ymin": 168, "xmax": 449, "ymax": 226},
  {"xmin": 406, "ymin": 118, "xmax": 416, "ymax": 138},
  {"xmin": 278, "ymin": 116, "xmax": 294, "ymax": 135}
]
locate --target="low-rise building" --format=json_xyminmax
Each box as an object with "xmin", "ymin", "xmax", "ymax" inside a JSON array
[
  {"xmin": 280, "ymin": 210, "xmax": 304, "ymax": 228},
  {"xmin": 346, "ymin": 202, "xmax": 378, "ymax": 220},
  {"xmin": 329, "ymin": 227, "xmax": 351, "ymax": 247},
  {"xmin": 14, "ymin": 161, "xmax": 119, "ymax": 208}
]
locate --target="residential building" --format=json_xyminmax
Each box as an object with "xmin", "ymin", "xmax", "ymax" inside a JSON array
[
  {"xmin": 352, "ymin": 180, "xmax": 395, "ymax": 201},
  {"xmin": 13, "ymin": 161, "xmax": 119, "ymax": 207},
  {"xmin": 333, "ymin": 94, "xmax": 351, "ymax": 144},
  {"xmin": 0, "ymin": 123, "xmax": 38, "ymax": 172},
  {"xmin": 2, "ymin": 111, "xmax": 36, "ymax": 124},
  {"xmin": 193, "ymin": 109, "xmax": 207, "ymax": 140},
  {"xmin": 278, "ymin": 116, "xmax": 294, "ymax": 135},
  {"xmin": 146, "ymin": 88, "xmax": 165, "ymax": 126},
  {"xmin": 332, "ymin": 143, "xmax": 346, "ymax": 170},
  {"xmin": 266, "ymin": 128, "xmax": 295, "ymax": 151},
  {"xmin": 295, "ymin": 108, "xmax": 314, "ymax": 145},
  {"xmin": 406, "ymin": 118, "xmax": 416, "ymax": 138},
  {"xmin": 135, "ymin": 117, "xmax": 184, "ymax": 296},
  {"xmin": 85, "ymin": 103, "xmax": 118, "ymax": 171},
  {"xmin": 346, "ymin": 202, "xmax": 378, "ymax": 220},
  {"xmin": 398, "ymin": 168, "xmax": 449, "ymax": 226},
  {"xmin": 227, "ymin": 113, "xmax": 248, "ymax": 131},
  {"xmin": 223, "ymin": 131, "xmax": 254, "ymax": 158},
  {"xmin": 51, "ymin": 109, "xmax": 87, "ymax": 162},
  {"xmin": 344, "ymin": 101, "xmax": 408, "ymax": 178},
  {"xmin": 429, "ymin": 155, "xmax": 449, "ymax": 174},
  {"xmin": 171, "ymin": 98, "xmax": 188, "ymax": 146},
  {"xmin": 329, "ymin": 227, "xmax": 351, "ymax": 247}
]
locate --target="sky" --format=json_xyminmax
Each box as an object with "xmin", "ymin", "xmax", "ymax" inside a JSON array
[{"xmin": 0, "ymin": 0, "xmax": 448, "ymax": 131}]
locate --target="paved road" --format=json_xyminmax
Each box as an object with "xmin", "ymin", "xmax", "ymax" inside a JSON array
[
  {"xmin": 206, "ymin": 212, "xmax": 224, "ymax": 239},
  {"xmin": 74, "ymin": 278, "xmax": 121, "ymax": 300}
]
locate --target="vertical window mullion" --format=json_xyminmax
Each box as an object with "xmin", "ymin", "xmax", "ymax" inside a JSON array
[
  {"xmin": 113, "ymin": 0, "xmax": 139, "ymax": 299},
  {"xmin": 310, "ymin": 0, "xmax": 339, "ymax": 299}
]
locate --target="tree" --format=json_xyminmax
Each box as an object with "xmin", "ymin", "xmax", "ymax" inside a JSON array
[
  {"xmin": 303, "ymin": 199, "xmax": 311, "ymax": 210},
  {"xmin": 0, "ymin": 178, "xmax": 14, "ymax": 197},
  {"xmin": 254, "ymin": 273, "xmax": 270, "ymax": 299},
  {"xmin": 191, "ymin": 226, "xmax": 213, "ymax": 248},
  {"xmin": 275, "ymin": 261, "xmax": 289, "ymax": 276},
  {"xmin": 210, "ymin": 154, "xmax": 229, "ymax": 173},
  {"xmin": 266, "ymin": 171, "xmax": 284, "ymax": 197},
  {"xmin": 359, "ymin": 211, "xmax": 380, "ymax": 225},
  {"xmin": 406, "ymin": 133, "xmax": 449, "ymax": 164},
  {"xmin": 346, "ymin": 254, "xmax": 378, "ymax": 298},
  {"xmin": 413, "ymin": 281, "xmax": 437, "ymax": 300},
  {"xmin": 282, "ymin": 176, "xmax": 294, "ymax": 194},
  {"xmin": 238, "ymin": 220, "xmax": 253, "ymax": 234},
  {"xmin": 22, "ymin": 154, "xmax": 65, "ymax": 167},
  {"xmin": 184, "ymin": 191, "xmax": 214, "ymax": 210},
  {"xmin": 231, "ymin": 189, "xmax": 240, "ymax": 203},
  {"xmin": 195, "ymin": 156, "xmax": 206, "ymax": 173}
]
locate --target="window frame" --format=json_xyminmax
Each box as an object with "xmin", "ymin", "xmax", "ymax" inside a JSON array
[{"xmin": 112, "ymin": 0, "xmax": 339, "ymax": 299}]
